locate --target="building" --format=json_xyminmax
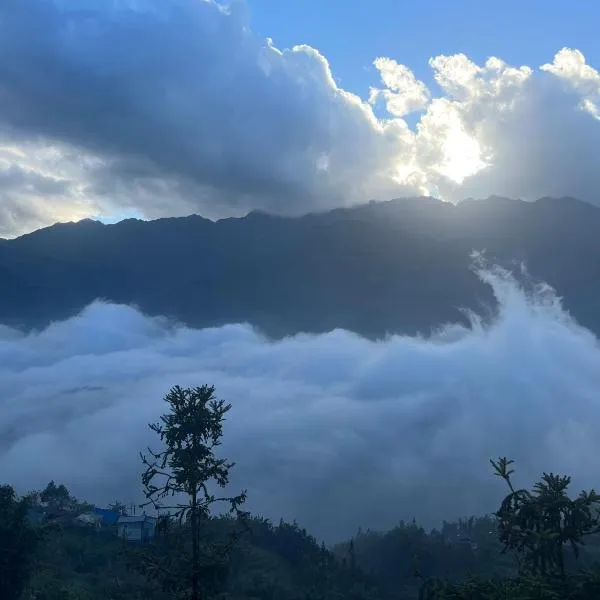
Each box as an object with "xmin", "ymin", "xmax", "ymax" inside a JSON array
[
  {"xmin": 93, "ymin": 507, "xmax": 120, "ymax": 526},
  {"xmin": 75, "ymin": 507, "xmax": 120, "ymax": 530},
  {"xmin": 117, "ymin": 514, "xmax": 157, "ymax": 542}
]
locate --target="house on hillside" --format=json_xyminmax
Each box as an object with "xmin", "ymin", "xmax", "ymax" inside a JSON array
[
  {"xmin": 75, "ymin": 507, "xmax": 120, "ymax": 530},
  {"xmin": 117, "ymin": 514, "xmax": 157, "ymax": 542},
  {"xmin": 93, "ymin": 507, "xmax": 120, "ymax": 526}
]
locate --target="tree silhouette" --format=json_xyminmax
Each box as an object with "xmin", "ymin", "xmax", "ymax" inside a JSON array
[
  {"xmin": 420, "ymin": 458, "xmax": 600, "ymax": 599},
  {"xmin": 491, "ymin": 457, "xmax": 600, "ymax": 578},
  {"xmin": 139, "ymin": 384, "xmax": 247, "ymax": 600},
  {"xmin": 0, "ymin": 485, "xmax": 42, "ymax": 600}
]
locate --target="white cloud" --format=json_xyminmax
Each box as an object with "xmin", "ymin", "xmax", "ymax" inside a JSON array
[
  {"xmin": 541, "ymin": 48, "xmax": 600, "ymax": 99},
  {"xmin": 442, "ymin": 50, "xmax": 600, "ymax": 203},
  {"xmin": 370, "ymin": 57, "xmax": 430, "ymax": 117},
  {"xmin": 1, "ymin": 265, "xmax": 600, "ymax": 541}
]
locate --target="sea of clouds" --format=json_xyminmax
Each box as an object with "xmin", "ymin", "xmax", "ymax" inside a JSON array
[{"xmin": 1, "ymin": 264, "xmax": 599, "ymax": 542}]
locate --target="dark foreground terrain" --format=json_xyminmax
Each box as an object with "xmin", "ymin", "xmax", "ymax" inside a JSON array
[{"xmin": 6, "ymin": 474, "xmax": 600, "ymax": 600}]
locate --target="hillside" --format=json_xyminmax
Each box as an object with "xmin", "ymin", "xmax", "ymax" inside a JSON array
[
  {"xmin": 11, "ymin": 485, "xmax": 600, "ymax": 600},
  {"xmin": 2, "ymin": 196, "xmax": 600, "ymax": 337}
]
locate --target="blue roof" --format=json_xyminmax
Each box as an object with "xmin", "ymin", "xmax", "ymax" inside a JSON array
[{"xmin": 93, "ymin": 507, "xmax": 120, "ymax": 525}]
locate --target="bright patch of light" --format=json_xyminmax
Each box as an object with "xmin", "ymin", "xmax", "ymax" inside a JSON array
[
  {"xmin": 435, "ymin": 126, "xmax": 487, "ymax": 184},
  {"xmin": 92, "ymin": 209, "xmax": 145, "ymax": 224}
]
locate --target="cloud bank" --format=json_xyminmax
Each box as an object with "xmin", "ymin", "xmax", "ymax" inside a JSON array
[
  {"xmin": 1, "ymin": 1, "xmax": 600, "ymax": 235},
  {"xmin": 1, "ymin": 265, "xmax": 599, "ymax": 541}
]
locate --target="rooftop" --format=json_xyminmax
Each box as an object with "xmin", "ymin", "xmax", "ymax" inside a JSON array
[{"xmin": 117, "ymin": 514, "xmax": 157, "ymax": 524}]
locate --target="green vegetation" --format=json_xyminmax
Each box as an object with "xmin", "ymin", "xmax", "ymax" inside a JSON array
[
  {"xmin": 137, "ymin": 385, "xmax": 247, "ymax": 600},
  {"xmin": 420, "ymin": 458, "xmax": 600, "ymax": 599},
  {"xmin": 4, "ymin": 384, "xmax": 600, "ymax": 599},
  {"xmin": 0, "ymin": 485, "xmax": 44, "ymax": 600}
]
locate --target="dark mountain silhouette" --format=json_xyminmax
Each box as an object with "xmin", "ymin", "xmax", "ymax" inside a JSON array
[{"xmin": 1, "ymin": 195, "xmax": 599, "ymax": 338}]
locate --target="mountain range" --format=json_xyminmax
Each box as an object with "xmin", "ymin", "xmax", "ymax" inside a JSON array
[{"xmin": 1, "ymin": 195, "xmax": 599, "ymax": 339}]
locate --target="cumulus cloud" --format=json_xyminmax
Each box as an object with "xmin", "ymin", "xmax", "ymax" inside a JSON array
[
  {"xmin": 2, "ymin": 1, "xmax": 600, "ymax": 235},
  {"xmin": 428, "ymin": 51, "xmax": 600, "ymax": 202},
  {"xmin": 1, "ymin": 265, "xmax": 599, "ymax": 541},
  {"xmin": 369, "ymin": 57, "xmax": 430, "ymax": 117}
]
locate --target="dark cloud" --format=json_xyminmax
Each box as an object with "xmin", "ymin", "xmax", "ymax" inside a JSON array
[
  {"xmin": 0, "ymin": 162, "xmax": 84, "ymax": 237},
  {"xmin": 0, "ymin": 0, "xmax": 410, "ymax": 218},
  {"xmin": 0, "ymin": 165, "xmax": 69, "ymax": 196},
  {"xmin": 0, "ymin": 267, "xmax": 599, "ymax": 541}
]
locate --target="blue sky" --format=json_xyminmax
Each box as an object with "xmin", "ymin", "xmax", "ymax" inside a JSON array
[{"xmin": 248, "ymin": 0, "xmax": 600, "ymax": 99}]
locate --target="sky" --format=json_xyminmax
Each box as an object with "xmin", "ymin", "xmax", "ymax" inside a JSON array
[
  {"xmin": 248, "ymin": 0, "xmax": 600, "ymax": 98},
  {"xmin": 2, "ymin": 0, "xmax": 600, "ymax": 541},
  {"xmin": 1, "ymin": 0, "xmax": 600, "ymax": 236}
]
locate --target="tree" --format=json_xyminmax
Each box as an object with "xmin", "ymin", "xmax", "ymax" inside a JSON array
[
  {"xmin": 0, "ymin": 485, "xmax": 42, "ymax": 600},
  {"xmin": 40, "ymin": 481, "xmax": 72, "ymax": 509},
  {"xmin": 139, "ymin": 384, "xmax": 247, "ymax": 600},
  {"xmin": 38, "ymin": 481, "xmax": 76, "ymax": 523},
  {"xmin": 491, "ymin": 457, "xmax": 600, "ymax": 579},
  {"xmin": 419, "ymin": 458, "xmax": 600, "ymax": 599}
]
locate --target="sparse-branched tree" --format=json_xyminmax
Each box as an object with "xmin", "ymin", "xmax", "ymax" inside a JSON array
[{"xmin": 139, "ymin": 384, "xmax": 248, "ymax": 600}]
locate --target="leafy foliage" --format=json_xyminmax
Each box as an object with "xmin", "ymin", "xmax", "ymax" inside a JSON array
[
  {"xmin": 0, "ymin": 485, "xmax": 43, "ymax": 600},
  {"xmin": 491, "ymin": 457, "xmax": 600, "ymax": 578},
  {"xmin": 8, "ymin": 474, "xmax": 600, "ymax": 600},
  {"xmin": 139, "ymin": 385, "xmax": 248, "ymax": 599},
  {"xmin": 420, "ymin": 458, "xmax": 600, "ymax": 599}
]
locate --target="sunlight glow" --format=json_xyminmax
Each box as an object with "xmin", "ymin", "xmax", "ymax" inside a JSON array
[{"xmin": 435, "ymin": 126, "xmax": 487, "ymax": 184}]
